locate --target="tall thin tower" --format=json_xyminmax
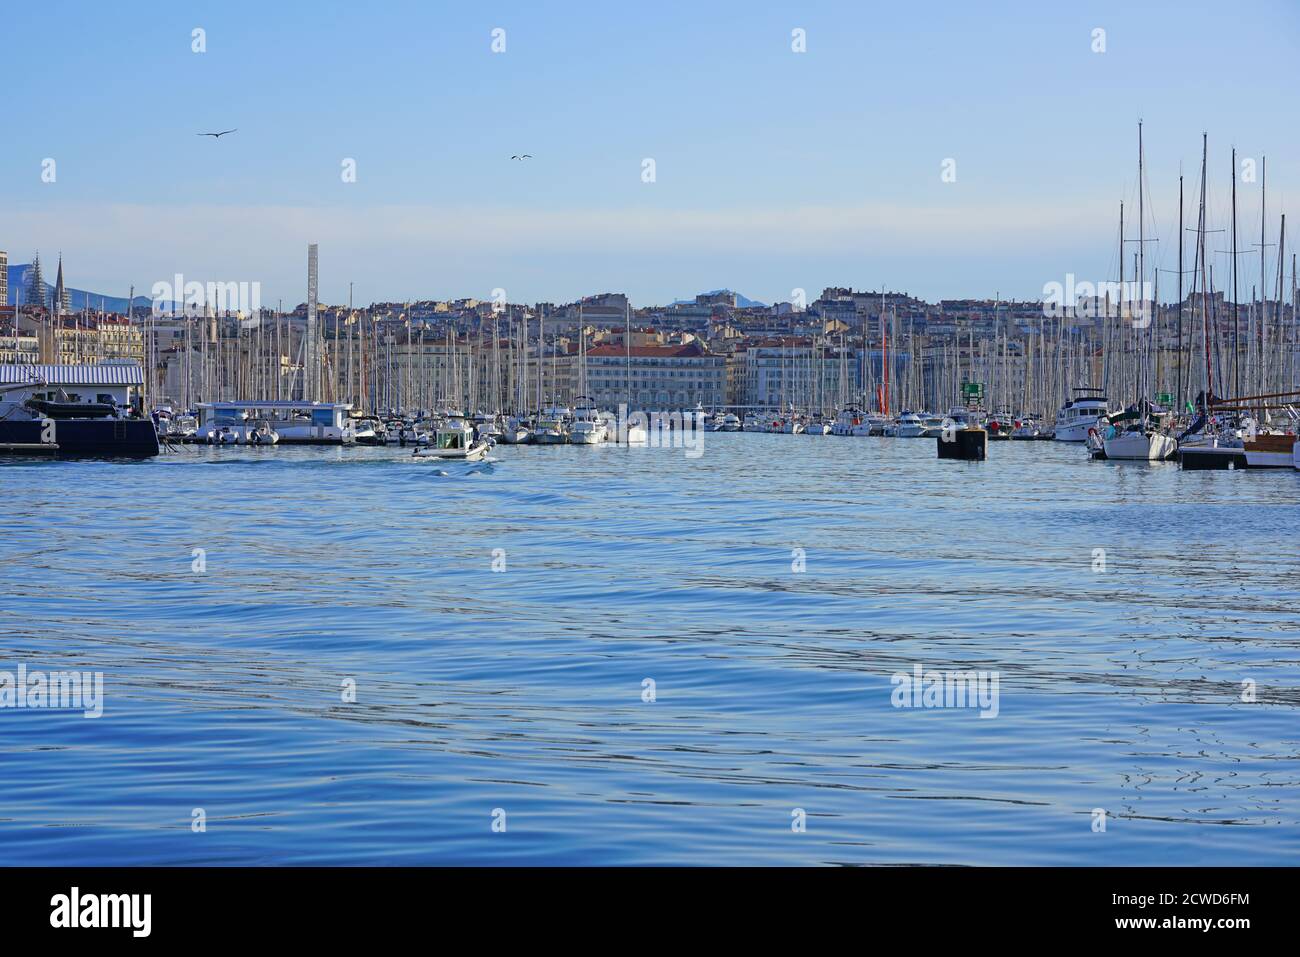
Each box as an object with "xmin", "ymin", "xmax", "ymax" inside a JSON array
[
  {"xmin": 306, "ymin": 243, "xmax": 319, "ymax": 401},
  {"xmin": 53, "ymin": 255, "xmax": 71, "ymax": 316}
]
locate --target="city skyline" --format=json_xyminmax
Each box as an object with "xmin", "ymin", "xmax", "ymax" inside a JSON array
[{"xmin": 3, "ymin": 1, "xmax": 1299, "ymax": 307}]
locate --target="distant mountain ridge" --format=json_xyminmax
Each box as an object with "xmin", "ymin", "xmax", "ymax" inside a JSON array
[
  {"xmin": 671, "ymin": 289, "xmax": 767, "ymax": 308},
  {"xmin": 6, "ymin": 264, "xmax": 152, "ymax": 313}
]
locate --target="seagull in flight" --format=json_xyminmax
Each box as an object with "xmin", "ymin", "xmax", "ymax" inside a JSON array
[
  {"xmin": 197, "ymin": 129, "xmax": 238, "ymax": 139},
  {"xmin": 511, "ymin": 154, "xmax": 533, "ymax": 160}
]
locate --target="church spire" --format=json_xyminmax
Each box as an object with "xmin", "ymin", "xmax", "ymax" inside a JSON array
[
  {"xmin": 26, "ymin": 252, "xmax": 46, "ymax": 308},
  {"xmin": 53, "ymin": 254, "xmax": 70, "ymax": 315}
]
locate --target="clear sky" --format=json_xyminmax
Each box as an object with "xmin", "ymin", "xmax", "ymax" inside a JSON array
[{"xmin": 3, "ymin": 0, "xmax": 1298, "ymax": 308}]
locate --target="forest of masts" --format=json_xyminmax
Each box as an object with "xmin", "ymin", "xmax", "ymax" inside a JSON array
[{"xmin": 140, "ymin": 138, "xmax": 1297, "ymax": 419}]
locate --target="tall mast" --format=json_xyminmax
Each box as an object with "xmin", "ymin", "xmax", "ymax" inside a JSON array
[
  {"xmin": 1198, "ymin": 133, "xmax": 1212, "ymax": 400},
  {"xmin": 1177, "ymin": 174, "xmax": 1184, "ymax": 406},
  {"xmin": 1260, "ymin": 155, "xmax": 1267, "ymax": 360},
  {"xmin": 1118, "ymin": 200, "xmax": 1124, "ymax": 393},
  {"xmin": 1231, "ymin": 148, "xmax": 1239, "ymax": 398},
  {"xmin": 1138, "ymin": 120, "xmax": 1146, "ymax": 427}
]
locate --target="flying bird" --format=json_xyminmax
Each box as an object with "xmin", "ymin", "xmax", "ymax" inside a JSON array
[
  {"xmin": 510, "ymin": 154, "xmax": 533, "ymax": 160},
  {"xmin": 197, "ymin": 129, "xmax": 238, "ymax": 139}
]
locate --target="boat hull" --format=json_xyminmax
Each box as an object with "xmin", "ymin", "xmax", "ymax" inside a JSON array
[
  {"xmin": 1054, "ymin": 423, "xmax": 1092, "ymax": 442},
  {"xmin": 1179, "ymin": 445, "xmax": 1246, "ymax": 470},
  {"xmin": 1243, "ymin": 436, "xmax": 1297, "ymax": 469},
  {"xmin": 1102, "ymin": 431, "xmax": 1177, "ymax": 461},
  {"xmin": 413, "ymin": 442, "xmax": 489, "ymax": 462},
  {"xmin": 0, "ymin": 418, "xmax": 160, "ymax": 457}
]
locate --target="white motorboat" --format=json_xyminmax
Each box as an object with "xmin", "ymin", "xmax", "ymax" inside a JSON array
[
  {"xmin": 895, "ymin": 411, "xmax": 927, "ymax": 438},
  {"xmin": 412, "ymin": 416, "xmax": 490, "ymax": 461},
  {"xmin": 803, "ymin": 412, "xmax": 832, "ymax": 435},
  {"xmin": 920, "ymin": 412, "xmax": 946, "ymax": 437},
  {"xmin": 741, "ymin": 412, "xmax": 767, "ymax": 432},
  {"xmin": 1009, "ymin": 417, "xmax": 1041, "ymax": 440},
  {"xmin": 781, "ymin": 413, "xmax": 806, "ymax": 435},
  {"xmin": 830, "ymin": 407, "xmax": 863, "ymax": 436},
  {"xmin": 569, "ymin": 398, "xmax": 609, "ymax": 445},
  {"xmin": 531, "ymin": 407, "xmax": 571, "ymax": 445},
  {"xmin": 351, "ymin": 418, "xmax": 384, "ymax": 445},
  {"xmin": 938, "ymin": 407, "xmax": 981, "ymax": 436},
  {"xmin": 848, "ymin": 413, "xmax": 882, "ymax": 437},
  {"xmin": 1054, "ymin": 389, "xmax": 1110, "ymax": 442},
  {"xmin": 713, "ymin": 412, "xmax": 741, "ymax": 432}
]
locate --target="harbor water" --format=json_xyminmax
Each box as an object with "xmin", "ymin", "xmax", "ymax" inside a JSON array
[{"xmin": 1, "ymin": 435, "xmax": 1298, "ymax": 865}]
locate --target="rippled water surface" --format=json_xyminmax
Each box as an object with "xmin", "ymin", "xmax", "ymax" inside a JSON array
[{"xmin": 2, "ymin": 435, "xmax": 1298, "ymax": 865}]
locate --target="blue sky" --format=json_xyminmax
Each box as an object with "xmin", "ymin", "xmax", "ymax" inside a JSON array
[{"xmin": 3, "ymin": 0, "xmax": 1298, "ymax": 307}]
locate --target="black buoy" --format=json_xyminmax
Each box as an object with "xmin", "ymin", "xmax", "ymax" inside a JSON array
[{"xmin": 937, "ymin": 427, "xmax": 987, "ymax": 461}]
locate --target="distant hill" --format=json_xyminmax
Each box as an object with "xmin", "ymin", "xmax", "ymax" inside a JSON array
[
  {"xmin": 6, "ymin": 263, "xmax": 153, "ymax": 313},
  {"xmin": 671, "ymin": 289, "xmax": 767, "ymax": 308}
]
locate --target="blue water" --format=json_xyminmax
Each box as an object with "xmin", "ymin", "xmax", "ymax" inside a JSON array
[{"xmin": 1, "ymin": 435, "xmax": 1298, "ymax": 865}]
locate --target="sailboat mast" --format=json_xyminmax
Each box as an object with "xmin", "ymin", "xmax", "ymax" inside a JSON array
[
  {"xmin": 1198, "ymin": 133, "xmax": 1213, "ymax": 401},
  {"xmin": 1138, "ymin": 121, "xmax": 1146, "ymax": 428},
  {"xmin": 1177, "ymin": 174, "xmax": 1184, "ymax": 407},
  {"xmin": 1231, "ymin": 148, "xmax": 1240, "ymax": 398}
]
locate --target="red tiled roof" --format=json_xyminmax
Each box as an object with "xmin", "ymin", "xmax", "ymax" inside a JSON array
[{"xmin": 587, "ymin": 342, "xmax": 709, "ymax": 358}]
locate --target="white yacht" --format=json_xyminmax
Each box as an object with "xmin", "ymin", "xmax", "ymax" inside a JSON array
[
  {"xmin": 569, "ymin": 398, "xmax": 609, "ymax": 445},
  {"xmin": 920, "ymin": 412, "xmax": 945, "ymax": 437},
  {"xmin": 712, "ymin": 412, "xmax": 741, "ymax": 432},
  {"xmin": 1054, "ymin": 389, "xmax": 1111, "ymax": 442},
  {"xmin": 895, "ymin": 411, "xmax": 927, "ymax": 438}
]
